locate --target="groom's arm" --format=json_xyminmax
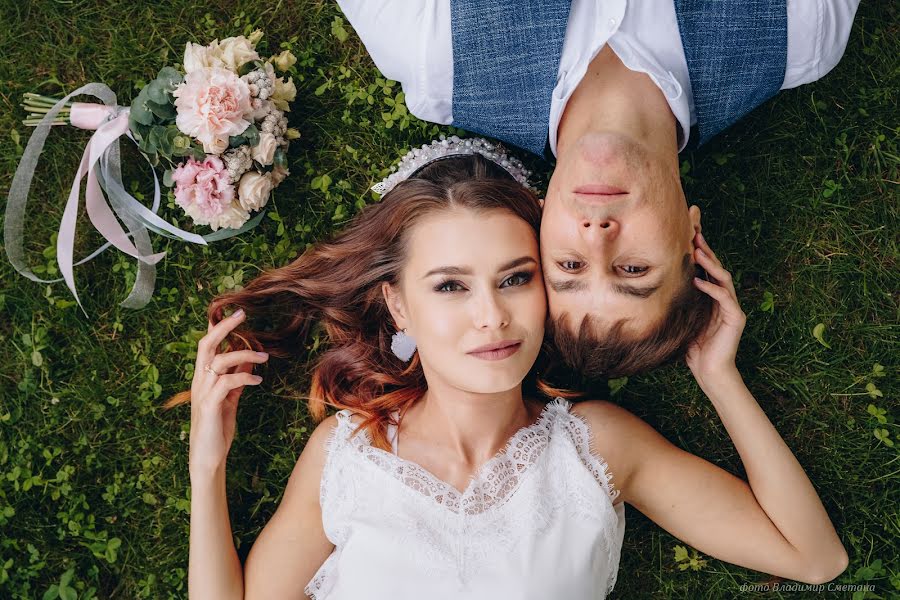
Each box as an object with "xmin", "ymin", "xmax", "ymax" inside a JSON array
[{"xmin": 782, "ymin": 0, "xmax": 861, "ymax": 90}]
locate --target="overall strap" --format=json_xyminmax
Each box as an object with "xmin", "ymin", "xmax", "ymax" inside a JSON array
[
  {"xmin": 674, "ymin": 0, "xmax": 788, "ymax": 146},
  {"xmin": 450, "ymin": 0, "xmax": 572, "ymax": 157}
]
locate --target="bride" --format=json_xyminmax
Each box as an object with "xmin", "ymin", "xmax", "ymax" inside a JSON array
[{"xmin": 175, "ymin": 138, "xmax": 847, "ymax": 599}]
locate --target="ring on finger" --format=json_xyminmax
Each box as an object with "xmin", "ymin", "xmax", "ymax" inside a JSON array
[{"xmin": 204, "ymin": 362, "xmax": 221, "ymax": 376}]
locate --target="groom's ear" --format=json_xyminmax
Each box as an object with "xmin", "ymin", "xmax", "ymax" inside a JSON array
[
  {"xmin": 689, "ymin": 204, "xmax": 702, "ymax": 234},
  {"xmin": 538, "ymin": 197, "xmax": 545, "ymax": 209},
  {"xmin": 381, "ymin": 282, "xmax": 409, "ymax": 330}
]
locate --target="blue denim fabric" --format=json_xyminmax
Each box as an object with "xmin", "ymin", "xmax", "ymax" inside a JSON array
[
  {"xmin": 675, "ymin": 0, "xmax": 788, "ymax": 146},
  {"xmin": 450, "ymin": 0, "xmax": 571, "ymax": 156},
  {"xmin": 450, "ymin": 0, "xmax": 787, "ymax": 155}
]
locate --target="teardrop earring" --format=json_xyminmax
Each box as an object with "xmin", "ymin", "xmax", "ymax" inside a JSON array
[{"xmin": 390, "ymin": 328, "xmax": 417, "ymax": 362}]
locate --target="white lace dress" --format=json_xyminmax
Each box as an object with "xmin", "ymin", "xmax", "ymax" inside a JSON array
[{"xmin": 304, "ymin": 397, "xmax": 626, "ymax": 599}]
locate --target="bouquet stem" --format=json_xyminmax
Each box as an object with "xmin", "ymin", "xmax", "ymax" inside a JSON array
[{"xmin": 22, "ymin": 92, "xmax": 72, "ymax": 127}]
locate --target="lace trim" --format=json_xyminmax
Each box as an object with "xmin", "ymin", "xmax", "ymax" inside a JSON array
[
  {"xmin": 564, "ymin": 405, "xmax": 621, "ymax": 503},
  {"xmin": 563, "ymin": 404, "xmax": 623, "ymax": 597},
  {"xmin": 303, "ymin": 551, "xmax": 338, "ymax": 600},
  {"xmin": 337, "ymin": 397, "xmax": 570, "ymax": 516}
]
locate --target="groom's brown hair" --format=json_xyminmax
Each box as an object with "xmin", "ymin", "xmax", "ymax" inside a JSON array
[{"xmin": 547, "ymin": 255, "xmax": 713, "ymax": 379}]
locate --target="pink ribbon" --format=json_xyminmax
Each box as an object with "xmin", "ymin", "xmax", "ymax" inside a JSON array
[{"xmin": 57, "ymin": 105, "xmax": 166, "ymax": 311}]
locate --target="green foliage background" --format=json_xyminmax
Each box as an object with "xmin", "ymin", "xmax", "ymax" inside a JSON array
[{"xmin": 0, "ymin": 1, "xmax": 896, "ymax": 598}]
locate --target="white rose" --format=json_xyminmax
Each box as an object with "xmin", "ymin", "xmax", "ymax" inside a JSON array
[
  {"xmin": 238, "ymin": 171, "xmax": 273, "ymax": 212},
  {"xmin": 183, "ymin": 42, "xmax": 213, "ymax": 74},
  {"xmin": 210, "ymin": 36, "xmax": 260, "ymax": 72},
  {"xmin": 272, "ymin": 50, "xmax": 297, "ymax": 72},
  {"xmin": 269, "ymin": 165, "xmax": 290, "ymax": 186},
  {"xmin": 209, "ymin": 201, "xmax": 251, "ymax": 231},
  {"xmin": 251, "ymin": 132, "xmax": 278, "ymax": 166},
  {"xmin": 203, "ymin": 135, "xmax": 230, "ymax": 156},
  {"xmin": 272, "ymin": 76, "xmax": 297, "ymax": 112},
  {"xmin": 248, "ymin": 29, "xmax": 264, "ymax": 46}
]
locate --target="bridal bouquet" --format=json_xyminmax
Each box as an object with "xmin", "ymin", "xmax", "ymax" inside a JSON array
[{"xmin": 7, "ymin": 31, "xmax": 300, "ymax": 314}]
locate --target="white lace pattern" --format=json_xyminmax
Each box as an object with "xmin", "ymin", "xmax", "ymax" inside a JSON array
[{"xmin": 305, "ymin": 397, "xmax": 625, "ymax": 599}]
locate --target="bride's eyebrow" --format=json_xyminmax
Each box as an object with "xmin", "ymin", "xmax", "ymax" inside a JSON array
[{"xmin": 422, "ymin": 256, "xmax": 537, "ymax": 279}]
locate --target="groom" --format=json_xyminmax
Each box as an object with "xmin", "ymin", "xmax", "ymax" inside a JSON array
[{"xmin": 337, "ymin": 0, "xmax": 859, "ymax": 378}]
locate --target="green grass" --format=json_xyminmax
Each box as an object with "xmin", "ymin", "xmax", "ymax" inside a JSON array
[{"xmin": 1, "ymin": 1, "xmax": 897, "ymax": 598}]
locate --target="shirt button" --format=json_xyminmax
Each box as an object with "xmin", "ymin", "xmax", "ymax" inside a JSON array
[{"xmin": 608, "ymin": 18, "xmax": 617, "ymax": 29}]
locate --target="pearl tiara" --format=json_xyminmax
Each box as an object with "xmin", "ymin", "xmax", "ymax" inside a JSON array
[{"xmin": 371, "ymin": 135, "xmax": 536, "ymax": 195}]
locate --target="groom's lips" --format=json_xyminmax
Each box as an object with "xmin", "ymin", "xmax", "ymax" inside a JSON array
[{"xmin": 573, "ymin": 184, "xmax": 628, "ymax": 204}]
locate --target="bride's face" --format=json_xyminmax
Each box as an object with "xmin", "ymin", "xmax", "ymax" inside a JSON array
[{"xmin": 385, "ymin": 208, "xmax": 546, "ymax": 393}]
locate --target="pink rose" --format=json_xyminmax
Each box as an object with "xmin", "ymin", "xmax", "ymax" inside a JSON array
[
  {"xmin": 172, "ymin": 156, "xmax": 235, "ymax": 227},
  {"xmin": 173, "ymin": 67, "xmax": 252, "ymax": 155}
]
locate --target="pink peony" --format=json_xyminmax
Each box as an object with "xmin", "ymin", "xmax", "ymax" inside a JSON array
[
  {"xmin": 172, "ymin": 156, "xmax": 235, "ymax": 227},
  {"xmin": 173, "ymin": 67, "xmax": 252, "ymax": 154}
]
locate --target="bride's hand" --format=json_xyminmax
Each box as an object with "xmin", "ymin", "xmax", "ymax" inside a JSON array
[
  {"xmin": 685, "ymin": 233, "xmax": 746, "ymax": 389},
  {"xmin": 189, "ymin": 308, "xmax": 269, "ymax": 479}
]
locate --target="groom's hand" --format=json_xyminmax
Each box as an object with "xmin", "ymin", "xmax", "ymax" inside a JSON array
[{"xmin": 685, "ymin": 233, "xmax": 746, "ymax": 390}]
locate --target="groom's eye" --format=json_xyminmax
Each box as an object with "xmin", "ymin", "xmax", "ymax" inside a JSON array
[
  {"xmin": 558, "ymin": 260, "xmax": 583, "ymax": 271},
  {"xmin": 617, "ymin": 265, "xmax": 649, "ymax": 276}
]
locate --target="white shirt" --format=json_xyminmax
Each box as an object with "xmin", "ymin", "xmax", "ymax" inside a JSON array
[
  {"xmin": 304, "ymin": 398, "xmax": 626, "ymax": 599},
  {"xmin": 336, "ymin": 0, "xmax": 860, "ymax": 154}
]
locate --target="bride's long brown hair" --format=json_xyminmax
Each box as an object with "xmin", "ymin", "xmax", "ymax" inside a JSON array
[{"xmin": 163, "ymin": 153, "xmax": 575, "ymax": 450}]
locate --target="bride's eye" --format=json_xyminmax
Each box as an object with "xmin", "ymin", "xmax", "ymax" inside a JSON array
[
  {"xmin": 618, "ymin": 265, "xmax": 648, "ymax": 275},
  {"xmin": 435, "ymin": 280, "xmax": 465, "ymax": 293},
  {"xmin": 500, "ymin": 271, "xmax": 534, "ymax": 288},
  {"xmin": 559, "ymin": 260, "xmax": 583, "ymax": 271}
]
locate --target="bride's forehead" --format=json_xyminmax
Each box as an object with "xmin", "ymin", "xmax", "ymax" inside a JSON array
[{"xmin": 407, "ymin": 210, "xmax": 535, "ymax": 249}]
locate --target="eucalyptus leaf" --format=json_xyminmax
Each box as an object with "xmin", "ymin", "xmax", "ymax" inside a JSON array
[
  {"xmin": 148, "ymin": 125, "xmax": 167, "ymax": 147},
  {"xmin": 242, "ymin": 123, "xmax": 259, "ymax": 146},
  {"xmin": 138, "ymin": 135, "xmax": 157, "ymax": 156},
  {"xmin": 128, "ymin": 115, "xmax": 150, "ymax": 140},
  {"xmin": 129, "ymin": 98, "xmax": 154, "ymax": 126},
  {"xmin": 146, "ymin": 99, "xmax": 176, "ymax": 121},
  {"xmin": 162, "ymin": 169, "xmax": 175, "ymax": 187},
  {"xmin": 146, "ymin": 82, "xmax": 169, "ymax": 105},
  {"xmin": 155, "ymin": 66, "xmax": 183, "ymax": 90}
]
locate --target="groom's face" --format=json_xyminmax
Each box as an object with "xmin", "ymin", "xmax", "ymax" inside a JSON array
[{"xmin": 540, "ymin": 132, "xmax": 700, "ymax": 339}]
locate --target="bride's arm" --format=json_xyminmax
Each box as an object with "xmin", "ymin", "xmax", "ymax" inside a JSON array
[
  {"xmin": 187, "ymin": 312, "xmax": 335, "ymax": 600},
  {"xmin": 189, "ymin": 415, "xmax": 336, "ymax": 600},
  {"xmin": 580, "ymin": 233, "xmax": 847, "ymax": 584},
  {"xmin": 243, "ymin": 417, "xmax": 337, "ymax": 599}
]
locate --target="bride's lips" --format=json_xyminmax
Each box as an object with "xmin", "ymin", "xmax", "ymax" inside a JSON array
[{"xmin": 467, "ymin": 340, "xmax": 522, "ymax": 361}]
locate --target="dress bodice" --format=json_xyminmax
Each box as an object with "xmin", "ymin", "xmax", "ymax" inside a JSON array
[{"xmin": 304, "ymin": 397, "xmax": 626, "ymax": 599}]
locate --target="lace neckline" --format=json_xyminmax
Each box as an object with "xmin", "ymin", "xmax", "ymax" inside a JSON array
[{"xmin": 340, "ymin": 398, "xmax": 570, "ymax": 515}]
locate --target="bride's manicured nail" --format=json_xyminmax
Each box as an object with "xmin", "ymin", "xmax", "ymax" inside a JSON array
[
  {"xmin": 255, "ymin": 351, "xmax": 268, "ymax": 358},
  {"xmin": 232, "ymin": 308, "xmax": 244, "ymax": 319}
]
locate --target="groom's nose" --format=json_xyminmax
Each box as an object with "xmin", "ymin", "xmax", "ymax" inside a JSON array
[{"xmin": 579, "ymin": 216, "xmax": 620, "ymax": 242}]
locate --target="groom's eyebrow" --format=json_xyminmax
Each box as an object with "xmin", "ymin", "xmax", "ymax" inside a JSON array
[{"xmin": 547, "ymin": 277, "xmax": 661, "ymax": 298}]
